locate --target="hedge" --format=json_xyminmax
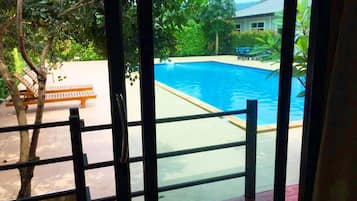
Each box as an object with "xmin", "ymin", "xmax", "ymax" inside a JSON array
[
  {"xmin": 229, "ymin": 30, "xmax": 280, "ymax": 54},
  {"xmin": 174, "ymin": 20, "xmax": 207, "ymax": 57}
]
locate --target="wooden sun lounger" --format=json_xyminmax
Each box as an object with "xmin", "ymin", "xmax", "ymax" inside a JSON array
[
  {"xmin": 5, "ymin": 73, "xmax": 96, "ymax": 108},
  {"xmin": 23, "ymin": 67, "xmax": 93, "ymax": 93},
  {"xmin": 5, "ymin": 90, "xmax": 97, "ymax": 108}
]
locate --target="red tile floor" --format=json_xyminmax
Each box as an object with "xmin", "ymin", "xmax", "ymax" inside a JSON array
[{"xmin": 225, "ymin": 185, "xmax": 299, "ymax": 201}]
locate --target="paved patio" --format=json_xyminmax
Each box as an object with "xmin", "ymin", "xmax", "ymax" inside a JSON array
[{"xmin": 0, "ymin": 57, "xmax": 302, "ymax": 201}]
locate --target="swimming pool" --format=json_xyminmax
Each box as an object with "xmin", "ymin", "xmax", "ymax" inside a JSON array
[{"xmin": 155, "ymin": 61, "xmax": 305, "ymax": 125}]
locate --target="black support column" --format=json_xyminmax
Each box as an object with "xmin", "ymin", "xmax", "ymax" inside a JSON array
[
  {"xmin": 103, "ymin": 1, "xmax": 131, "ymax": 200},
  {"xmin": 299, "ymin": 0, "xmax": 334, "ymax": 200},
  {"xmin": 137, "ymin": 0, "xmax": 159, "ymax": 201},
  {"xmin": 274, "ymin": 0, "xmax": 298, "ymax": 200}
]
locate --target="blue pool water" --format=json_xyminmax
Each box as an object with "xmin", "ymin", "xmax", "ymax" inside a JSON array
[{"xmin": 155, "ymin": 61, "xmax": 305, "ymax": 125}]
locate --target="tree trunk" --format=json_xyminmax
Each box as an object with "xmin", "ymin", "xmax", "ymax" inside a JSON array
[
  {"xmin": 16, "ymin": 0, "xmax": 47, "ymax": 197},
  {"xmin": 17, "ymin": 60, "xmax": 48, "ymax": 199},
  {"xmin": 0, "ymin": 35, "xmax": 31, "ymax": 198},
  {"xmin": 13, "ymin": 0, "xmax": 90, "ymax": 197},
  {"xmin": 215, "ymin": 31, "xmax": 219, "ymax": 55},
  {"xmin": 0, "ymin": 56, "xmax": 29, "ymax": 164},
  {"xmin": 28, "ymin": 75, "xmax": 46, "ymax": 159},
  {"xmin": 28, "ymin": 35, "xmax": 52, "ymax": 161},
  {"xmin": 16, "ymin": 26, "xmax": 52, "ymax": 200},
  {"xmin": 20, "ymin": 35, "xmax": 52, "ymax": 198}
]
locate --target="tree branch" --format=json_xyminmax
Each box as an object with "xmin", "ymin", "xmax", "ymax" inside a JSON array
[
  {"xmin": 40, "ymin": 33, "xmax": 55, "ymax": 68},
  {"xmin": 28, "ymin": 34, "xmax": 55, "ymax": 160},
  {"xmin": 31, "ymin": 20, "xmax": 49, "ymax": 28},
  {"xmin": 0, "ymin": 16, "xmax": 16, "ymax": 34},
  {"xmin": 16, "ymin": 0, "xmax": 44, "ymax": 77},
  {"xmin": 58, "ymin": 0, "xmax": 97, "ymax": 18}
]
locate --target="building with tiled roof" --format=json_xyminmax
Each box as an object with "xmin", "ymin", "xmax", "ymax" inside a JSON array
[{"xmin": 234, "ymin": 0, "xmax": 284, "ymax": 32}]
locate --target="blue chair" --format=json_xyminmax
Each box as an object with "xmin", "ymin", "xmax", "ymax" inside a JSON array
[{"xmin": 236, "ymin": 47, "xmax": 252, "ymax": 60}]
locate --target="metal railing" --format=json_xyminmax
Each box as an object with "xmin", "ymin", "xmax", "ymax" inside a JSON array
[
  {"xmin": 0, "ymin": 99, "xmax": 257, "ymax": 201},
  {"xmin": 0, "ymin": 120, "xmax": 75, "ymax": 201}
]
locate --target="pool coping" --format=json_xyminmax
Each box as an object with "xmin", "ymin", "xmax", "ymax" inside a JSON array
[
  {"xmin": 156, "ymin": 60, "xmax": 276, "ymax": 73},
  {"xmin": 155, "ymin": 81, "xmax": 303, "ymax": 133},
  {"xmin": 154, "ymin": 55, "xmax": 280, "ymax": 71}
]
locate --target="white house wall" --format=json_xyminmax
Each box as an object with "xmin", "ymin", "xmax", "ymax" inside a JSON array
[{"xmin": 235, "ymin": 14, "xmax": 279, "ymax": 32}]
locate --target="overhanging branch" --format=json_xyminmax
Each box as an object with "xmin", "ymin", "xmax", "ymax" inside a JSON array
[
  {"xmin": 58, "ymin": 0, "xmax": 97, "ymax": 18},
  {"xmin": 0, "ymin": 16, "xmax": 16, "ymax": 34},
  {"xmin": 16, "ymin": 0, "xmax": 44, "ymax": 77},
  {"xmin": 40, "ymin": 33, "xmax": 55, "ymax": 68}
]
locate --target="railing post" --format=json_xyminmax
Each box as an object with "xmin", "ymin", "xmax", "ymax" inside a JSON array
[
  {"xmin": 69, "ymin": 108, "xmax": 89, "ymax": 201},
  {"xmin": 245, "ymin": 100, "xmax": 257, "ymax": 200}
]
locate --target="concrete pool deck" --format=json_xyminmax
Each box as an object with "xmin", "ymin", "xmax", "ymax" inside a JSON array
[{"xmin": 0, "ymin": 57, "xmax": 302, "ymax": 201}]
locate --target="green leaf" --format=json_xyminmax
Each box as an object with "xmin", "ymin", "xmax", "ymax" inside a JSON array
[{"xmin": 297, "ymin": 91, "xmax": 305, "ymax": 97}]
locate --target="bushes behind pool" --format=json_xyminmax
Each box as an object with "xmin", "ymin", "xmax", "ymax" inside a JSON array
[{"xmin": 229, "ymin": 30, "xmax": 280, "ymax": 54}]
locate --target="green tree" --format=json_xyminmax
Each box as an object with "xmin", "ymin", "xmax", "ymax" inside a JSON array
[
  {"xmin": 153, "ymin": 0, "xmax": 208, "ymax": 58},
  {"xmin": 201, "ymin": 0, "xmax": 235, "ymax": 55},
  {"xmin": 84, "ymin": 0, "xmax": 208, "ymax": 80},
  {"xmin": 0, "ymin": 3, "xmax": 31, "ymax": 198},
  {"xmin": 0, "ymin": 0, "xmax": 208, "ymax": 197},
  {"xmin": 0, "ymin": 0, "xmax": 103, "ymax": 197},
  {"xmin": 255, "ymin": 0, "xmax": 310, "ymax": 96},
  {"xmin": 174, "ymin": 20, "xmax": 207, "ymax": 56}
]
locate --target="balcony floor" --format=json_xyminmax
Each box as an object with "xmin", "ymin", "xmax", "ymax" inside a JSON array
[
  {"xmin": 225, "ymin": 184, "xmax": 299, "ymax": 201},
  {"xmin": 0, "ymin": 59, "xmax": 302, "ymax": 200}
]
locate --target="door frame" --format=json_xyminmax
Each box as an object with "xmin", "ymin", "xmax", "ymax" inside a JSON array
[
  {"xmin": 103, "ymin": 0, "xmax": 131, "ymax": 200},
  {"xmin": 137, "ymin": 0, "xmax": 159, "ymax": 200},
  {"xmin": 102, "ymin": 0, "xmax": 291, "ymax": 201}
]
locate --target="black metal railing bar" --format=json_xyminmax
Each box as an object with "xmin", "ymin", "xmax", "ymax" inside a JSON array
[
  {"xmin": 81, "ymin": 109, "xmax": 247, "ymax": 133},
  {"xmin": 85, "ymin": 141, "xmax": 246, "ymax": 170},
  {"xmin": 0, "ymin": 100, "xmax": 256, "ymax": 201},
  {"xmin": 0, "ymin": 155, "xmax": 73, "ymax": 171},
  {"xmin": 69, "ymin": 108, "xmax": 89, "ymax": 200},
  {"xmin": 93, "ymin": 171, "xmax": 246, "ymax": 200},
  {"xmin": 10, "ymin": 189, "xmax": 76, "ymax": 201},
  {"xmin": 0, "ymin": 121, "xmax": 70, "ymax": 133}
]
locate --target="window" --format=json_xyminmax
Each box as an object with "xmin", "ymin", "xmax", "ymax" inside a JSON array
[
  {"xmin": 251, "ymin": 22, "xmax": 265, "ymax": 31},
  {"xmin": 236, "ymin": 24, "xmax": 241, "ymax": 32}
]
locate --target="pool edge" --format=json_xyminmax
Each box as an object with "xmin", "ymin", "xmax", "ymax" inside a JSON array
[{"xmin": 155, "ymin": 81, "xmax": 303, "ymax": 133}]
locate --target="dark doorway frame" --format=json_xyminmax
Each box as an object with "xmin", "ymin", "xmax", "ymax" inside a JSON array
[
  {"xmin": 103, "ymin": 0, "xmax": 336, "ymax": 198},
  {"xmin": 298, "ymin": 0, "xmax": 339, "ymax": 201},
  {"xmin": 0, "ymin": 0, "xmax": 336, "ymax": 200}
]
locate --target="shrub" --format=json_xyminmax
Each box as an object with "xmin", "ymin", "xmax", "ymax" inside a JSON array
[
  {"xmin": 174, "ymin": 20, "xmax": 207, "ymax": 57},
  {"xmin": 218, "ymin": 20, "xmax": 237, "ymax": 55},
  {"xmin": 230, "ymin": 30, "xmax": 280, "ymax": 54},
  {"xmin": 0, "ymin": 48, "xmax": 24, "ymax": 100},
  {"xmin": 0, "ymin": 40, "xmax": 105, "ymax": 100},
  {"xmin": 0, "ymin": 79, "xmax": 7, "ymax": 100},
  {"xmin": 56, "ymin": 40, "xmax": 105, "ymax": 61},
  {"xmin": 71, "ymin": 42, "xmax": 105, "ymax": 61},
  {"xmin": 12, "ymin": 48, "xmax": 25, "ymax": 74}
]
